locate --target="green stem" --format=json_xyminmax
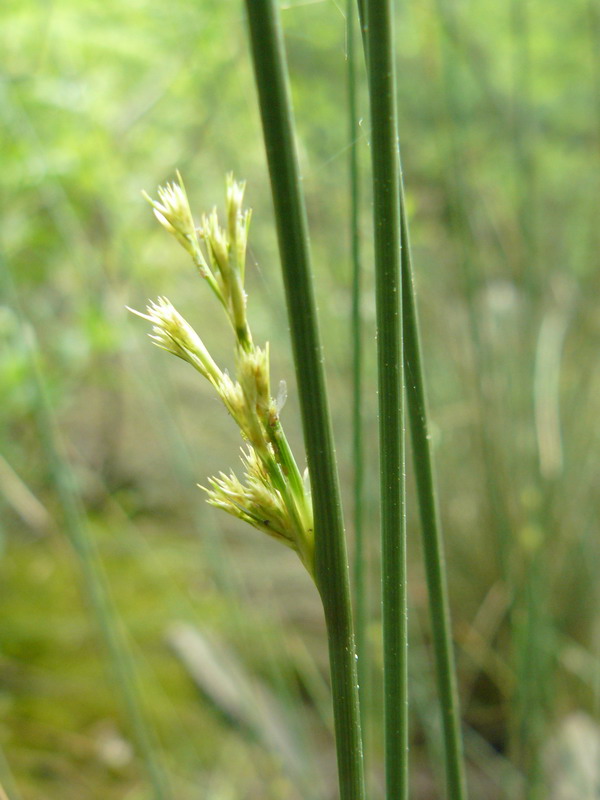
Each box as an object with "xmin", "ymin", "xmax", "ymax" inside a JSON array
[
  {"xmin": 359, "ymin": 1, "xmax": 468, "ymax": 795},
  {"xmin": 244, "ymin": 3, "xmax": 365, "ymax": 799},
  {"xmin": 190, "ymin": 247, "xmax": 228, "ymax": 311},
  {"xmin": 347, "ymin": 0, "xmax": 368, "ymax": 750},
  {"xmin": 229, "ymin": 269, "xmax": 253, "ymax": 351},
  {"xmin": 267, "ymin": 419, "xmax": 308, "ymax": 509},
  {"xmin": 255, "ymin": 443, "xmax": 311, "ymax": 562},
  {"xmin": 365, "ymin": 1, "xmax": 407, "ymax": 798},
  {"xmin": 401, "ymin": 208, "xmax": 469, "ymax": 799}
]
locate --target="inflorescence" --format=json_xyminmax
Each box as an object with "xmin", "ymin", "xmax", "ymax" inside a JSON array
[{"xmin": 130, "ymin": 174, "xmax": 314, "ymax": 576}]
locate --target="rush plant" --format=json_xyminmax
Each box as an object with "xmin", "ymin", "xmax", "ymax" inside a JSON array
[
  {"xmin": 132, "ymin": 168, "xmax": 365, "ymax": 799},
  {"xmin": 132, "ymin": 1, "xmax": 467, "ymax": 798}
]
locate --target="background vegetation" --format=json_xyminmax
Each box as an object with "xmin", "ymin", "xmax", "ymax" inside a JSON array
[{"xmin": 2, "ymin": 0, "xmax": 599, "ymax": 797}]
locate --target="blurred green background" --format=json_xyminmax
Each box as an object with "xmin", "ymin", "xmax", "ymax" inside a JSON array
[{"xmin": 2, "ymin": 0, "xmax": 600, "ymax": 797}]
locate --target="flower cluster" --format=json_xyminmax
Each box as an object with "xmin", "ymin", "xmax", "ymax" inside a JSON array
[{"xmin": 131, "ymin": 175, "xmax": 314, "ymax": 576}]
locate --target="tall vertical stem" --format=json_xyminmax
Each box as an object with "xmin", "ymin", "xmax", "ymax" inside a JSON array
[
  {"xmin": 347, "ymin": 0, "xmax": 368, "ymax": 746},
  {"xmin": 401, "ymin": 210, "xmax": 468, "ymax": 799},
  {"xmin": 359, "ymin": 0, "xmax": 468, "ymax": 795},
  {"xmin": 365, "ymin": 1, "xmax": 408, "ymax": 797},
  {"xmin": 244, "ymin": 3, "xmax": 365, "ymax": 799}
]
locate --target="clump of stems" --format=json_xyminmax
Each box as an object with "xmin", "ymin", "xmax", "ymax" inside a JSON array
[
  {"xmin": 131, "ymin": 174, "xmax": 314, "ymax": 576},
  {"xmin": 357, "ymin": 1, "xmax": 468, "ymax": 795}
]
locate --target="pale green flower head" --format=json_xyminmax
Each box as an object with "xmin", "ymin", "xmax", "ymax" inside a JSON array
[
  {"xmin": 197, "ymin": 184, "xmax": 252, "ymax": 350},
  {"xmin": 133, "ymin": 173, "xmax": 314, "ymax": 579},
  {"xmin": 143, "ymin": 173, "xmax": 198, "ymax": 257},
  {"xmin": 226, "ymin": 173, "xmax": 252, "ymax": 275},
  {"xmin": 237, "ymin": 344, "xmax": 271, "ymax": 420},
  {"xmin": 217, "ymin": 371, "xmax": 246, "ymax": 426},
  {"xmin": 203, "ymin": 446, "xmax": 314, "ymax": 575},
  {"xmin": 128, "ymin": 297, "xmax": 222, "ymax": 386},
  {"xmin": 200, "ymin": 209, "xmax": 230, "ymax": 284}
]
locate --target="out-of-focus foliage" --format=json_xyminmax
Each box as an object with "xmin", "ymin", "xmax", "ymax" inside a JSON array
[{"xmin": 1, "ymin": 0, "xmax": 599, "ymax": 798}]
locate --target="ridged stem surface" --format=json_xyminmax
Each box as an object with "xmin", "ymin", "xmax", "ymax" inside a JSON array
[
  {"xmin": 245, "ymin": 3, "xmax": 365, "ymax": 798},
  {"xmin": 347, "ymin": 0, "xmax": 368, "ymax": 747},
  {"xmin": 360, "ymin": 1, "xmax": 468, "ymax": 795},
  {"xmin": 365, "ymin": 1, "xmax": 408, "ymax": 797}
]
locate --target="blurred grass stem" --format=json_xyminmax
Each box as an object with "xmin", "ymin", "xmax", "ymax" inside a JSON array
[
  {"xmin": 0, "ymin": 744, "xmax": 21, "ymax": 800},
  {"xmin": 2, "ymin": 266, "xmax": 171, "ymax": 800}
]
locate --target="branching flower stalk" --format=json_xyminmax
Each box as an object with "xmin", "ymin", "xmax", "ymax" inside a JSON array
[{"xmin": 131, "ymin": 175, "xmax": 314, "ymax": 576}]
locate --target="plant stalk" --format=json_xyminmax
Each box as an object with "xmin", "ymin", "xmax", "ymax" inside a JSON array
[
  {"xmin": 244, "ymin": 2, "xmax": 365, "ymax": 799},
  {"xmin": 401, "ymin": 208, "xmax": 469, "ymax": 799},
  {"xmin": 365, "ymin": 1, "xmax": 408, "ymax": 798},
  {"xmin": 347, "ymin": 0, "xmax": 368, "ymax": 747},
  {"xmin": 359, "ymin": 0, "xmax": 468, "ymax": 795}
]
